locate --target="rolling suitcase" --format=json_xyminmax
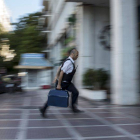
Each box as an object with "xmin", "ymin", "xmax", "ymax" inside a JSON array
[{"xmin": 47, "ymin": 89, "xmax": 69, "ymax": 107}]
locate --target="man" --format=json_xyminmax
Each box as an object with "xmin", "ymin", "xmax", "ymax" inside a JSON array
[{"xmin": 39, "ymin": 49, "xmax": 82, "ymax": 117}]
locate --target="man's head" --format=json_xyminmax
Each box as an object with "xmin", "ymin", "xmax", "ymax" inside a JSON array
[{"xmin": 70, "ymin": 48, "xmax": 79, "ymax": 60}]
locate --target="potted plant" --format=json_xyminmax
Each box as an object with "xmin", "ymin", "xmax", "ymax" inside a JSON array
[{"xmin": 81, "ymin": 68, "xmax": 110, "ymax": 100}]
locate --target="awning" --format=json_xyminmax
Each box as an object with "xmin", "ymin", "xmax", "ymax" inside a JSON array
[
  {"xmin": 15, "ymin": 53, "xmax": 53, "ymax": 70},
  {"xmin": 14, "ymin": 66, "xmax": 52, "ymax": 69}
]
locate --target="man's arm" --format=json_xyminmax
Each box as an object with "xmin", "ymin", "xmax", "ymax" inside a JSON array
[
  {"xmin": 56, "ymin": 70, "xmax": 64, "ymax": 89},
  {"xmin": 52, "ymin": 66, "xmax": 61, "ymax": 83}
]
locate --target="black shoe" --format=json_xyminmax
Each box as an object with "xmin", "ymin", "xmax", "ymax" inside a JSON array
[
  {"xmin": 72, "ymin": 108, "xmax": 84, "ymax": 113},
  {"xmin": 39, "ymin": 108, "xmax": 46, "ymax": 118}
]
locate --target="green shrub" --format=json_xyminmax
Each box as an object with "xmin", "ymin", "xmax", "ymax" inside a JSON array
[
  {"xmin": 83, "ymin": 69, "xmax": 95, "ymax": 87},
  {"xmin": 64, "ymin": 37, "xmax": 74, "ymax": 45},
  {"xmin": 83, "ymin": 68, "xmax": 109, "ymax": 90}
]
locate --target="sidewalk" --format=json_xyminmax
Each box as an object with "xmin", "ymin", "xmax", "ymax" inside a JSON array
[{"xmin": 0, "ymin": 90, "xmax": 140, "ymax": 140}]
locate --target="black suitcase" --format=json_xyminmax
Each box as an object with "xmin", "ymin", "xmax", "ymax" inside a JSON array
[{"xmin": 47, "ymin": 89, "xmax": 69, "ymax": 107}]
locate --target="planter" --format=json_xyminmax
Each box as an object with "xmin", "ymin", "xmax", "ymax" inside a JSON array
[{"xmin": 80, "ymin": 89, "xmax": 106, "ymax": 100}]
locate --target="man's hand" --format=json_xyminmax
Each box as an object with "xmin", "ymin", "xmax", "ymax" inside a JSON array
[
  {"xmin": 52, "ymin": 77, "xmax": 57, "ymax": 84},
  {"xmin": 57, "ymin": 84, "xmax": 62, "ymax": 90}
]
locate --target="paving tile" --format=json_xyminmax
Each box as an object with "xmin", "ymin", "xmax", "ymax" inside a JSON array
[
  {"xmin": 0, "ymin": 120, "xmax": 20, "ymax": 127},
  {"xmin": 105, "ymin": 118, "xmax": 140, "ymax": 124},
  {"xmin": 62, "ymin": 114, "xmax": 92, "ymax": 119},
  {"xmin": 30, "ymin": 101, "xmax": 43, "ymax": 103},
  {"xmin": 2, "ymin": 103, "xmax": 23, "ymax": 106},
  {"xmin": 30, "ymin": 99, "xmax": 42, "ymax": 102},
  {"xmin": 59, "ymin": 109, "xmax": 73, "ymax": 113},
  {"xmin": 3, "ymin": 101, "xmax": 23, "ymax": 104},
  {"xmin": 0, "ymin": 110, "xmax": 22, "ymax": 114},
  {"xmin": 85, "ymin": 137, "xmax": 133, "ymax": 140},
  {"xmin": 126, "ymin": 112, "xmax": 140, "ymax": 118},
  {"xmin": 0, "ymin": 129, "xmax": 18, "ymax": 139},
  {"xmin": 26, "ymin": 128, "xmax": 72, "ymax": 139},
  {"xmin": 30, "ymin": 103, "xmax": 43, "ymax": 106},
  {"xmin": 28, "ymin": 120, "xmax": 63, "ymax": 127},
  {"xmin": 79, "ymin": 105, "xmax": 96, "ymax": 108},
  {"xmin": 120, "ymin": 125, "xmax": 140, "ymax": 134},
  {"xmin": 28, "ymin": 114, "xmax": 57, "ymax": 119},
  {"xmin": 88, "ymin": 109, "xmax": 110, "ymax": 113},
  {"xmin": 29, "ymin": 109, "xmax": 53, "ymax": 114},
  {"xmin": 94, "ymin": 112, "xmax": 125, "ymax": 118},
  {"xmin": 0, "ymin": 115, "xmax": 21, "ymax": 119},
  {"xmin": 75, "ymin": 126, "xmax": 123, "ymax": 137},
  {"xmin": 112, "ymin": 108, "xmax": 140, "ymax": 113},
  {"xmin": 57, "ymin": 139, "xmax": 75, "ymax": 140},
  {"xmin": 68, "ymin": 119, "xmax": 105, "ymax": 126},
  {"xmin": 0, "ymin": 106, "xmax": 22, "ymax": 109}
]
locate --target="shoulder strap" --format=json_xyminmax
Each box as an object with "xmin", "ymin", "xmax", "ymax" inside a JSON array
[
  {"xmin": 68, "ymin": 59, "xmax": 75, "ymax": 68},
  {"xmin": 60, "ymin": 58, "xmax": 75, "ymax": 70},
  {"xmin": 61, "ymin": 58, "xmax": 70, "ymax": 68}
]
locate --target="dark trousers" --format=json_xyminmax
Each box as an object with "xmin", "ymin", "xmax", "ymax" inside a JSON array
[
  {"xmin": 42, "ymin": 81, "xmax": 79, "ymax": 111},
  {"xmin": 61, "ymin": 82, "xmax": 79, "ymax": 107}
]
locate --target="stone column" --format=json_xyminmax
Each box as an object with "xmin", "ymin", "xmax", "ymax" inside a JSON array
[
  {"xmin": 75, "ymin": 5, "xmax": 95, "ymax": 89},
  {"xmin": 111, "ymin": 0, "xmax": 139, "ymax": 105}
]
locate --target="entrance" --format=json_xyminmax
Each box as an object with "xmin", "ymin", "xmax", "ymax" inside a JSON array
[{"xmin": 28, "ymin": 70, "xmax": 37, "ymax": 87}]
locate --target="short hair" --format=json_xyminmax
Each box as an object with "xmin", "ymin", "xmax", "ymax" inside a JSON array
[{"xmin": 70, "ymin": 48, "xmax": 78, "ymax": 55}]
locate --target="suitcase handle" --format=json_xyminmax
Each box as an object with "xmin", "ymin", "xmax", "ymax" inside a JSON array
[
  {"xmin": 56, "ymin": 88, "xmax": 62, "ymax": 90},
  {"xmin": 55, "ymin": 88, "xmax": 67, "ymax": 91},
  {"xmin": 55, "ymin": 88, "xmax": 67, "ymax": 92}
]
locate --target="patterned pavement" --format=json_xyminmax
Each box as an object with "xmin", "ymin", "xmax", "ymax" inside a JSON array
[{"xmin": 0, "ymin": 90, "xmax": 140, "ymax": 140}]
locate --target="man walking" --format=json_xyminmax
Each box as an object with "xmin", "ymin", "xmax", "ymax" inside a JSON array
[{"xmin": 40, "ymin": 49, "xmax": 82, "ymax": 117}]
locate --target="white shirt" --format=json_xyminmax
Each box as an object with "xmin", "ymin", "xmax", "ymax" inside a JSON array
[{"xmin": 61, "ymin": 57, "xmax": 75, "ymax": 74}]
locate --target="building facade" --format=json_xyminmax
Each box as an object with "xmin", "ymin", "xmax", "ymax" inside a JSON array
[
  {"xmin": 0, "ymin": 0, "xmax": 11, "ymax": 32},
  {"xmin": 15, "ymin": 53, "xmax": 53, "ymax": 90},
  {"xmin": 42, "ymin": 0, "xmax": 140, "ymax": 105}
]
